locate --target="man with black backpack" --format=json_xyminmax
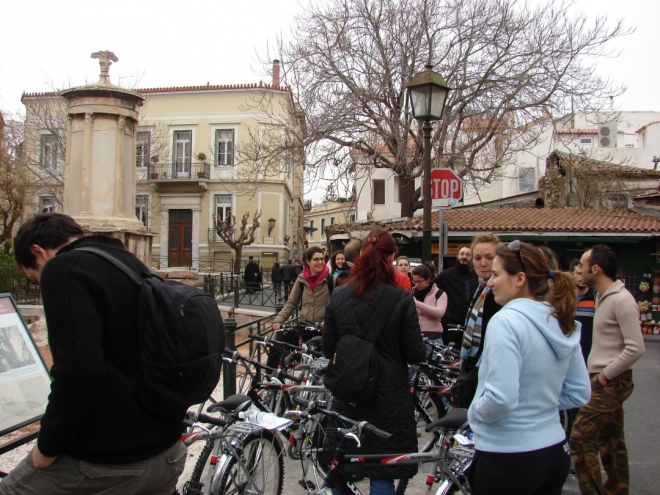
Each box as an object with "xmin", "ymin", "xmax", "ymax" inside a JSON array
[{"xmin": 4, "ymin": 213, "xmax": 189, "ymax": 494}]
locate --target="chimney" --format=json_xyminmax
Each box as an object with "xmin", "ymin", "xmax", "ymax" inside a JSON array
[{"xmin": 272, "ymin": 59, "xmax": 281, "ymax": 88}]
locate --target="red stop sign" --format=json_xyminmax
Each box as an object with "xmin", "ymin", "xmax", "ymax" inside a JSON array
[{"xmin": 430, "ymin": 169, "xmax": 462, "ymax": 207}]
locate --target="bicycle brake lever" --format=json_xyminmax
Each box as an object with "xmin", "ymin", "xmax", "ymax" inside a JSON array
[{"xmin": 346, "ymin": 432, "xmax": 361, "ymax": 448}]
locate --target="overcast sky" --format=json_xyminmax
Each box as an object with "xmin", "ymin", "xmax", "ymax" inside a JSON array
[{"xmin": 1, "ymin": 0, "xmax": 658, "ymax": 200}]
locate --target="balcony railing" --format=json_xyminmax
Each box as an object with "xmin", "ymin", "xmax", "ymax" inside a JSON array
[
  {"xmin": 138, "ymin": 162, "xmax": 211, "ymax": 181},
  {"xmin": 208, "ymin": 228, "xmax": 226, "ymax": 245}
]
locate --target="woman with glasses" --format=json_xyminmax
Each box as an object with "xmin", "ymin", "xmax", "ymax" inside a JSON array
[
  {"xmin": 412, "ymin": 264, "xmax": 447, "ymax": 342},
  {"xmin": 467, "ymin": 241, "xmax": 590, "ymax": 495},
  {"xmin": 269, "ymin": 246, "xmax": 333, "ymax": 366}
]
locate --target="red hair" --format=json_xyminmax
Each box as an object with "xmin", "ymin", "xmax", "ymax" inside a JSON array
[{"xmin": 346, "ymin": 228, "xmax": 398, "ymax": 298}]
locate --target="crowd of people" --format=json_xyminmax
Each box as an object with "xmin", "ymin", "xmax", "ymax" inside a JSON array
[
  {"xmin": 2, "ymin": 213, "xmax": 646, "ymax": 495},
  {"xmin": 270, "ymin": 230, "xmax": 646, "ymax": 495}
]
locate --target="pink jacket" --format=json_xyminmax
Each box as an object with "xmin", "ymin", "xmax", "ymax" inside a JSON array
[{"xmin": 414, "ymin": 285, "xmax": 447, "ymax": 337}]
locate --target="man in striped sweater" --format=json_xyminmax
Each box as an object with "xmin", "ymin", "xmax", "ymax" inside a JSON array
[{"xmin": 570, "ymin": 244, "xmax": 645, "ymax": 495}]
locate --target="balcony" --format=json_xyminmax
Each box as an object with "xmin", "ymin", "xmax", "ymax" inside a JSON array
[
  {"xmin": 137, "ymin": 162, "xmax": 211, "ymax": 182},
  {"xmin": 208, "ymin": 228, "xmax": 226, "ymax": 246}
]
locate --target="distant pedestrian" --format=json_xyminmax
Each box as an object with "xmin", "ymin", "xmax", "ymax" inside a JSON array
[
  {"xmin": 271, "ymin": 262, "xmax": 283, "ymax": 298},
  {"xmin": 293, "ymin": 255, "xmax": 304, "ymax": 276},
  {"xmin": 434, "ymin": 247, "xmax": 479, "ymax": 348},
  {"xmin": 281, "ymin": 259, "xmax": 296, "ymax": 299},
  {"xmin": 571, "ymin": 244, "xmax": 645, "ymax": 495},
  {"xmin": 243, "ymin": 256, "xmax": 261, "ymax": 294}
]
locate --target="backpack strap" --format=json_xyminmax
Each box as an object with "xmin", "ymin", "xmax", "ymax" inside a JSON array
[
  {"xmin": 74, "ymin": 246, "xmax": 145, "ymax": 285},
  {"xmin": 325, "ymin": 273, "xmax": 335, "ymax": 295},
  {"xmin": 435, "ymin": 287, "xmax": 445, "ymax": 300},
  {"xmin": 361, "ymin": 285, "xmax": 400, "ymax": 344}
]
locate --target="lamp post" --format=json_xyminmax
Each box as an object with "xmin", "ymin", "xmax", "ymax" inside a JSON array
[
  {"xmin": 406, "ymin": 64, "xmax": 451, "ymax": 263},
  {"xmin": 268, "ymin": 217, "xmax": 276, "ymax": 236}
]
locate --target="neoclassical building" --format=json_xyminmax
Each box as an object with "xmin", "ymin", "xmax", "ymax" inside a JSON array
[{"xmin": 20, "ymin": 60, "xmax": 306, "ymax": 271}]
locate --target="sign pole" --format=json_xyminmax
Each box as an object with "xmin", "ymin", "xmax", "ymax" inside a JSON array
[{"xmin": 438, "ymin": 209, "xmax": 444, "ymax": 272}]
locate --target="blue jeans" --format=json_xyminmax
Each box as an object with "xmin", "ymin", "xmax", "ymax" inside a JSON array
[{"xmin": 330, "ymin": 478, "xmax": 394, "ymax": 495}]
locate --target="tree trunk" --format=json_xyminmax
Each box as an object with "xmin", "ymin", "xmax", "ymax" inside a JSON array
[{"xmin": 399, "ymin": 176, "xmax": 420, "ymax": 218}]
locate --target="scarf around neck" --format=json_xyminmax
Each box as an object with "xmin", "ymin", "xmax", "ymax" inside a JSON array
[
  {"xmin": 304, "ymin": 264, "xmax": 330, "ymax": 292},
  {"xmin": 461, "ymin": 281, "xmax": 490, "ymax": 361},
  {"xmin": 413, "ymin": 284, "xmax": 432, "ymax": 302}
]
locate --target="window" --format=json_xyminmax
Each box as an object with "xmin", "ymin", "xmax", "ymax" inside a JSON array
[
  {"xmin": 136, "ymin": 131, "xmax": 151, "ymax": 168},
  {"xmin": 174, "ymin": 130, "xmax": 192, "ymax": 175},
  {"xmin": 39, "ymin": 196, "xmax": 56, "ymax": 213},
  {"xmin": 215, "ymin": 130, "xmax": 234, "ymax": 166},
  {"xmin": 580, "ymin": 137, "xmax": 593, "ymax": 145},
  {"xmin": 39, "ymin": 134, "xmax": 57, "ymax": 170},
  {"xmin": 349, "ymin": 214, "xmax": 356, "ymax": 222},
  {"xmin": 136, "ymin": 195, "xmax": 149, "ymax": 226},
  {"xmin": 393, "ymin": 176, "xmax": 400, "ymax": 203},
  {"xmin": 308, "ymin": 220, "xmax": 315, "ymax": 239},
  {"xmin": 321, "ymin": 218, "xmax": 326, "ymax": 237},
  {"xmin": 518, "ymin": 168, "xmax": 535, "ymax": 193},
  {"xmin": 373, "ymin": 179, "xmax": 385, "ymax": 205},
  {"xmin": 330, "ymin": 217, "xmax": 335, "ymax": 226},
  {"xmin": 215, "ymin": 195, "xmax": 232, "ymax": 223}
]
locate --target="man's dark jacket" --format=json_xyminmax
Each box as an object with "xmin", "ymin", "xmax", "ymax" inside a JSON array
[
  {"xmin": 323, "ymin": 281, "xmax": 426, "ymax": 479},
  {"xmin": 38, "ymin": 235, "xmax": 182, "ymax": 463},
  {"xmin": 281, "ymin": 262, "xmax": 296, "ymax": 282},
  {"xmin": 435, "ymin": 264, "xmax": 479, "ymax": 328}
]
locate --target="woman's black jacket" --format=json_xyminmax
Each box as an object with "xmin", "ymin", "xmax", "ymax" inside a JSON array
[{"xmin": 323, "ymin": 281, "xmax": 426, "ymax": 479}]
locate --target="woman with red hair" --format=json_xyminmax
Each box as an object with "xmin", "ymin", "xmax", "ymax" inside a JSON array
[{"xmin": 323, "ymin": 228, "xmax": 426, "ymax": 495}]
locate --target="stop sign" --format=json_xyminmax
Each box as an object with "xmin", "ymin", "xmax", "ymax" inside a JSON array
[{"xmin": 430, "ymin": 169, "xmax": 463, "ymax": 208}]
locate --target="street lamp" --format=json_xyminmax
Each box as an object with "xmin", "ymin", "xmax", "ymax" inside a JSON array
[
  {"xmin": 406, "ymin": 63, "xmax": 451, "ymax": 263},
  {"xmin": 268, "ymin": 217, "xmax": 276, "ymax": 235}
]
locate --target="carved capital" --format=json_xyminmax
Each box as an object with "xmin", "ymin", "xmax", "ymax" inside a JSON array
[
  {"xmin": 84, "ymin": 113, "xmax": 94, "ymax": 126},
  {"xmin": 91, "ymin": 50, "xmax": 118, "ymax": 84},
  {"xmin": 117, "ymin": 116, "xmax": 126, "ymax": 130}
]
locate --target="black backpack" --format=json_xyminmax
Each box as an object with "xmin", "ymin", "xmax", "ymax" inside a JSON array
[
  {"xmin": 75, "ymin": 247, "xmax": 225, "ymax": 417},
  {"xmin": 324, "ymin": 285, "xmax": 399, "ymax": 407}
]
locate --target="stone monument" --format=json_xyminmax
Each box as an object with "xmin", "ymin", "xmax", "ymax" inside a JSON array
[{"xmin": 60, "ymin": 51, "xmax": 153, "ymax": 262}]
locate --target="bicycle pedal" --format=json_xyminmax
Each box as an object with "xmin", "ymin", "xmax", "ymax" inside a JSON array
[{"xmin": 298, "ymin": 480, "xmax": 316, "ymax": 490}]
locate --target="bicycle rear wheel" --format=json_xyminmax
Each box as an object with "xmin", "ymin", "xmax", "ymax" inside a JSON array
[{"xmin": 213, "ymin": 429, "xmax": 284, "ymax": 495}]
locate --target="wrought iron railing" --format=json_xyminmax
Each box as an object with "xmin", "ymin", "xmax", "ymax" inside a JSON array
[
  {"xmin": 137, "ymin": 161, "xmax": 211, "ymax": 181},
  {"xmin": 0, "ymin": 267, "xmax": 42, "ymax": 305}
]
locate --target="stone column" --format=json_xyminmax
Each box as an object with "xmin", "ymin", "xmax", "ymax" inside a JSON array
[{"xmin": 60, "ymin": 51, "xmax": 154, "ymax": 262}]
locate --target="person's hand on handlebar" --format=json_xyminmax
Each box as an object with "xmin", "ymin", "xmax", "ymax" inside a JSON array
[{"xmin": 272, "ymin": 323, "xmax": 281, "ymax": 331}]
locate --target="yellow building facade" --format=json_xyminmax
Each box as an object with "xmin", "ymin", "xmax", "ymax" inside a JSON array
[{"xmin": 21, "ymin": 69, "xmax": 306, "ymax": 272}]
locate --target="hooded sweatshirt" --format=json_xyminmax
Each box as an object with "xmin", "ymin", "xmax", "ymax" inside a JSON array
[{"xmin": 468, "ymin": 298, "xmax": 590, "ymax": 453}]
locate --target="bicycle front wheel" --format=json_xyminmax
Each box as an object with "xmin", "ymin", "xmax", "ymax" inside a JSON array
[{"xmin": 213, "ymin": 430, "xmax": 284, "ymax": 495}]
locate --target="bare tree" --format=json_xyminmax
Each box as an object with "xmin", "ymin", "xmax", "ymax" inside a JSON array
[
  {"xmin": 213, "ymin": 210, "xmax": 262, "ymax": 275},
  {"xmin": 261, "ymin": 0, "xmax": 629, "ymax": 217},
  {"xmin": 0, "ymin": 116, "xmax": 30, "ymax": 251}
]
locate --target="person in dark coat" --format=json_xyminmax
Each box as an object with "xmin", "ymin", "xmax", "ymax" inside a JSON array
[
  {"xmin": 323, "ymin": 228, "xmax": 426, "ymax": 492},
  {"xmin": 281, "ymin": 259, "xmax": 297, "ymax": 299},
  {"xmin": 271, "ymin": 262, "xmax": 284, "ymax": 298},
  {"xmin": 243, "ymin": 256, "xmax": 261, "ymax": 294},
  {"xmin": 434, "ymin": 246, "xmax": 479, "ymax": 348}
]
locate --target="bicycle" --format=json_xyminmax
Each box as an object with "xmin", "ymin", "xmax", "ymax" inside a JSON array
[
  {"xmin": 178, "ymin": 394, "xmax": 287, "ymax": 495},
  {"xmin": 286, "ymin": 402, "xmax": 474, "ymax": 495}
]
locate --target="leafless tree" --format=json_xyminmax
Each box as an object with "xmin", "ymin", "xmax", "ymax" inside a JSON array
[
  {"xmin": 259, "ymin": 0, "xmax": 629, "ymax": 217},
  {"xmin": 0, "ymin": 116, "xmax": 30, "ymax": 251},
  {"xmin": 213, "ymin": 210, "xmax": 262, "ymax": 275}
]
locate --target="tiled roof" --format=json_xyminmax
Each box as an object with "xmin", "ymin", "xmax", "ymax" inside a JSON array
[
  {"xmin": 635, "ymin": 121, "xmax": 660, "ymax": 134},
  {"xmin": 22, "ymin": 82, "xmax": 288, "ymax": 100},
  {"xmin": 327, "ymin": 208, "xmax": 660, "ymax": 236},
  {"xmin": 556, "ymin": 128, "xmax": 598, "ymax": 135},
  {"xmin": 549, "ymin": 151, "xmax": 660, "ymax": 179}
]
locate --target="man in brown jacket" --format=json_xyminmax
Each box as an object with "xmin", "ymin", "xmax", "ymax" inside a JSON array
[{"xmin": 571, "ymin": 244, "xmax": 645, "ymax": 495}]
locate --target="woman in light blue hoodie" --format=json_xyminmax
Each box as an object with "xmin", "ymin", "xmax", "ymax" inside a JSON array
[{"xmin": 467, "ymin": 241, "xmax": 590, "ymax": 495}]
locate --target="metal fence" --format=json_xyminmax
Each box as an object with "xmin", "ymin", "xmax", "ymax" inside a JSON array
[{"xmin": 0, "ymin": 267, "xmax": 41, "ymax": 305}]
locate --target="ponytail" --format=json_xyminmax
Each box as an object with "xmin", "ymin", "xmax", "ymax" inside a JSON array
[{"xmin": 547, "ymin": 270, "xmax": 578, "ymax": 336}]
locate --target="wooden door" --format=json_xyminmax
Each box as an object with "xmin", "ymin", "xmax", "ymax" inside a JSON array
[{"xmin": 168, "ymin": 209, "xmax": 192, "ymax": 267}]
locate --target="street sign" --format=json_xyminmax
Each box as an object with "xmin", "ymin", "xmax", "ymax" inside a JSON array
[{"xmin": 430, "ymin": 169, "xmax": 463, "ymax": 208}]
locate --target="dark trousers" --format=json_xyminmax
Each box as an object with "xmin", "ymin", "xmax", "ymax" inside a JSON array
[
  {"xmin": 570, "ymin": 370, "xmax": 634, "ymax": 495},
  {"xmin": 469, "ymin": 440, "xmax": 571, "ymax": 495},
  {"xmin": 283, "ymin": 281, "xmax": 292, "ymax": 299}
]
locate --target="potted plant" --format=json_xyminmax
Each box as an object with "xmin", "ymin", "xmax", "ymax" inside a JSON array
[
  {"xmin": 197, "ymin": 153, "xmax": 207, "ymax": 178},
  {"xmin": 150, "ymin": 155, "xmax": 159, "ymax": 179}
]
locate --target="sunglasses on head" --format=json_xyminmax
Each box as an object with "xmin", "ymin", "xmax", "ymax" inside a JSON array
[{"xmin": 507, "ymin": 240, "xmax": 526, "ymax": 273}]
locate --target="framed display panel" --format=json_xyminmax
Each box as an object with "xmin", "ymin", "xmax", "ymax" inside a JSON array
[{"xmin": 0, "ymin": 294, "xmax": 51, "ymax": 438}]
